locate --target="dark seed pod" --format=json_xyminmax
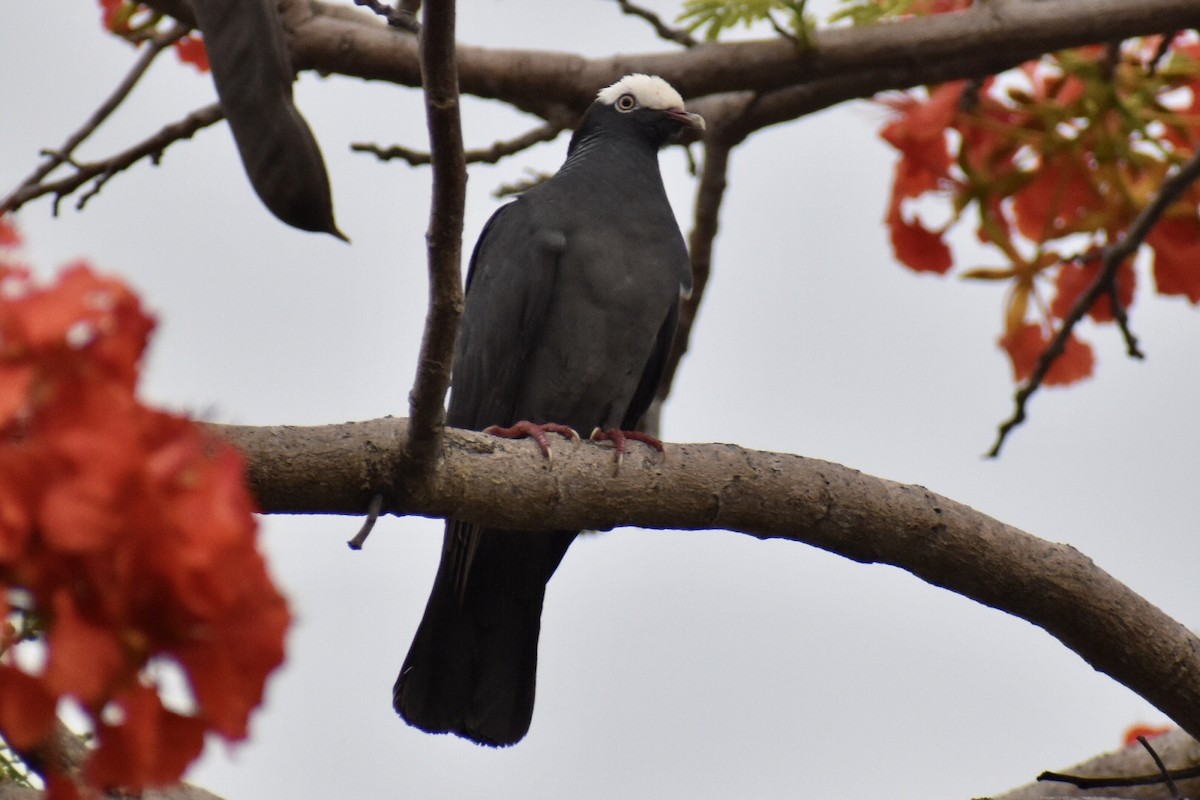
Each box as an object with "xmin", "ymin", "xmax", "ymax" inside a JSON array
[{"xmin": 191, "ymin": 0, "xmax": 347, "ymax": 240}]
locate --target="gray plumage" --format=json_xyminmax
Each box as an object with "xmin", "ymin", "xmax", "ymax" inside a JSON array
[{"xmin": 395, "ymin": 74, "xmax": 703, "ymax": 746}]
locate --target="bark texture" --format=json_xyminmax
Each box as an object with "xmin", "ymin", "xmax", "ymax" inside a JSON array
[{"xmin": 211, "ymin": 419, "xmax": 1200, "ymax": 746}]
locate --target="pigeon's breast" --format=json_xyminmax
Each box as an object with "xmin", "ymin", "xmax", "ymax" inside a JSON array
[{"xmin": 512, "ymin": 204, "xmax": 684, "ymax": 429}]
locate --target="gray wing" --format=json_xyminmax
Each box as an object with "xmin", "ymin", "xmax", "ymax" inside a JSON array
[
  {"xmin": 397, "ymin": 197, "xmax": 574, "ymax": 746},
  {"xmin": 447, "ymin": 198, "xmax": 564, "ymax": 431}
]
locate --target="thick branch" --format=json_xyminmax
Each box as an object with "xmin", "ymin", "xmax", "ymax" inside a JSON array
[
  {"xmin": 189, "ymin": 0, "xmax": 1200, "ymax": 122},
  {"xmin": 212, "ymin": 418, "xmax": 1200, "ymax": 744}
]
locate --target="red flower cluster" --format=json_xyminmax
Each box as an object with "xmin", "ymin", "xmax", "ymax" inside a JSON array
[
  {"xmin": 0, "ymin": 219, "xmax": 287, "ymax": 798},
  {"xmin": 880, "ymin": 34, "xmax": 1200, "ymax": 386},
  {"xmin": 97, "ymin": 0, "xmax": 209, "ymax": 72}
]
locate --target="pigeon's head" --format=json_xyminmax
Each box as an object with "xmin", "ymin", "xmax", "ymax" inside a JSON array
[{"xmin": 574, "ymin": 74, "xmax": 705, "ymax": 152}]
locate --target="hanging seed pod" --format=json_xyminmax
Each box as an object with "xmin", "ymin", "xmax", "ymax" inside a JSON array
[{"xmin": 191, "ymin": 0, "xmax": 347, "ymax": 240}]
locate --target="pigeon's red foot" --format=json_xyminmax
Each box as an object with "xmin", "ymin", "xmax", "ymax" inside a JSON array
[
  {"xmin": 589, "ymin": 428, "xmax": 664, "ymax": 469},
  {"xmin": 483, "ymin": 420, "xmax": 580, "ymax": 459}
]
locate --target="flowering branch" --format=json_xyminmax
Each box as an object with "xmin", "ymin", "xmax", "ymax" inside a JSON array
[{"xmin": 987, "ymin": 130, "xmax": 1200, "ymax": 456}]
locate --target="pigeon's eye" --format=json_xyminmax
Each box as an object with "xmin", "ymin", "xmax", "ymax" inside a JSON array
[{"xmin": 615, "ymin": 93, "xmax": 637, "ymax": 112}]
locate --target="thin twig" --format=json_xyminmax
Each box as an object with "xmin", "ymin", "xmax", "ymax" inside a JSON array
[
  {"xmin": 1039, "ymin": 762, "xmax": 1200, "ymax": 789},
  {"xmin": 351, "ymin": 121, "xmax": 564, "ymax": 166},
  {"xmin": 1139, "ymin": 735, "xmax": 1182, "ymax": 799},
  {"xmin": 767, "ymin": 10, "xmax": 800, "ymax": 46},
  {"xmin": 493, "ymin": 170, "xmax": 553, "ymax": 198},
  {"xmin": 652, "ymin": 138, "xmax": 731, "ymax": 422},
  {"xmin": 1103, "ymin": 256, "xmax": 1144, "ymax": 358},
  {"xmin": 767, "ymin": 0, "xmax": 817, "ymax": 53},
  {"xmin": 352, "ymin": 0, "xmax": 419, "ymax": 32},
  {"xmin": 614, "ymin": 0, "xmax": 697, "ymax": 47},
  {"xmin": 2, "ymin": 104, "xmax": 225, "ymax": 216},
  {"xmin": 0, "ymin": 22, "xmax": 190, "ymax": 215},
  {"xmin": 988, "ymin": 146, "xmax": 1200, "ymax": 456},
  {"xmin": 1038, "ymin": 766, "xmax": 1200, "ymax": 789},
  {"xmin": 347, "ymin": 493, "xmax": 384, "ymax": 550},
  {"xmin": 1148, "ymin": 30, "xmax": 1178, "ymax": 77},
  {"xmin": 401, "ymin": 0, "xmax": 465, "ymax": 487}
]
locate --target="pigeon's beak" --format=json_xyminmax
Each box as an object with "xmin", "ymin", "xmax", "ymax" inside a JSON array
[{"xmin": 667, "ymin": 109, "xmax": 706, "ymax": 131}]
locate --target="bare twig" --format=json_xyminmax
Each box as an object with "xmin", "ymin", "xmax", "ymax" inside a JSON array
[
  {"xmin": 1103, "ymin": 257, "xmax": 1144, "ymax": 359},
  {"xmin": 1038, "ymin": 766, "xmax": 1200, "ymax": 790},
  {"xmin": 766, "ymin": 1, "xmax": 814, "ymax": 52},
  {"xmin": 351, "ymin": 0, "xmax": 419, "ymax": 32},
  {"xmin": 0, "ymin": 22, "xmax": 190, "ymax": 215},
  {"xmin": 1039, "ymin": 749, "xmax": 1200, "ymax": 791},
  {"xmin": 1148, "ymin": 30, "xmax": 1179, "ymax": 77},
  {"xmin": 2, "ymin": 104, "xmax": 224, "ymax": 216},
  {"xmin": 351, "ymin": 120, "xmax": 564, "ymax": 166},
  {"xmin": 988, "ymin": 146, "xmax": 1200, "ymax": 457},
  {"xmin": 767, "ymin": 11, "xmax": 799, "ymax": 45},
  {"xmin": 493, "ymin": 170, "xmax": 553, "ymax": 198},
  {"xmin": 653, "ymin": 138, "xmax": 731, "ymax": 418},
  {"xmin": 400, "ymin": 0, "xmax": 465, "ymax": 489},
  {"xmin": 347, "ymin": 493, "xmax": 384, "ymax": 549},
  {"xmin": 1139, "ymin": 735, "xmax": 1182, "ymax": 798},
  {"xmin": 614, "ymin": 0, "xmax": 697, "ymax": 47}
]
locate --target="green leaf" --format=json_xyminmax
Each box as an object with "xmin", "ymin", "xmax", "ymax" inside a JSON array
[
  {"xmin": 677, "ymin": 0, "xmax": 813, "ymax": 43},
  {"xmin": 829, "ymin": 0, "xmax": 918, "ymax": 26}
]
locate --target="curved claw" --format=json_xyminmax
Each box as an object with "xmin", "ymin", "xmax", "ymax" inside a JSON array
[
  {"xmin": 590, "ymin": 428, "xmax": 664, "ymax": 474},
  {"xmin": 484, "ymin": 420, "xmax": 580, "ymax": 460}
]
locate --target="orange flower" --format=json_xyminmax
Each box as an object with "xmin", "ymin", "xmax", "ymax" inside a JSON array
[
  {"xmin": 999, "ymin": 322, "xmax": 1095, "ymax": 385},
  {"xmin": 0, "ymin": 260, "xmax": 288, "ymax": 794},
  {"xmin": 1147, "ymin": 217, "xmax": 1200, "ymax": 303}
]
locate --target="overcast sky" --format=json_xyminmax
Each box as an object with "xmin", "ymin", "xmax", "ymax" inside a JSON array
[{"xmin": 3, "ymin": 2, "xmax": 1199, "ymax": 798}]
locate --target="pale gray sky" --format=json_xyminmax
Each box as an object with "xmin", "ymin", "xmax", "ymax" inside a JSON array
[{"xmin": 2, "ymin": 2, "xmax": 1197, "ymax": 798}]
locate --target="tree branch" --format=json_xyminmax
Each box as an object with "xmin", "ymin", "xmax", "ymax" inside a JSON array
[
  {"xmin": 0, "ymin": 23, "xmax": 196, "ymax": 216},
  {"xmin": 399, "ymin": 0, "xmax": 465, "ymax": 489},
  {"xmin": 997, "ymin": 728, "xmax": 1200, "ymax": 799},
  {"xmin": 350, "ymin": 120, "xmax": 565, "ymax": 166},
  {"xmin": 211, "ymin": 417, "xmax": 1200, "ymax": 744},
  {"xmin": 7, "ymin": 721, "xmax": 226, "ymax": 800},
  {"xmin": 203, "ymin": 0, "xmax": 1200, "ymax": 121},
  {"xmin": 351, "ymin": 0, "xmax": 419, "ymax": 32},
  {"xmin": 613, "ymin": 0, "xmax": 698, "ymax": 48},
  {"xmin": 1, "ymin": 104, "xmax": 224, "ymax": 216},
  {"xmin": 652, "ymin": 138, "xmax": 730, "ymax": 419},
  {"xmin": 988, "ymin": 146, "xmax": 1200, "ymax": 457}
]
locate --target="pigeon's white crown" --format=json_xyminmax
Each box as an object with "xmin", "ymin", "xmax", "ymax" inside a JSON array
[{"xmin": 597, "ymin": 74, "xmax": 685, "ymax": 110}]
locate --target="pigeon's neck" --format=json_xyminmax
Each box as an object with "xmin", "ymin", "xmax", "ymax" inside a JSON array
[{"xmin": 557, "ymin": 130, "xmax": 664, "ymax": 189}]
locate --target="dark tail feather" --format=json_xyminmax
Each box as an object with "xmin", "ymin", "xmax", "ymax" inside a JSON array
[{"xmin": 395, "ymin": 524, "xmax": 575, "ymax": 746}]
